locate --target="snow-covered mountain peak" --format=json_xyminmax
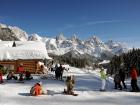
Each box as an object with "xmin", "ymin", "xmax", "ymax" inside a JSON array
[
  {"xmin": 89, "ymin": 36, "xmax": 103, "ymax": 45},
  {"xmin": 29, "ymin": 33, "xmax": 42, "ymax": 41},
  {"xmin": 56, "ymin": 33, "xmax": 66, "ymax": 41},
  {"xmin": 8, "ymin": 26, "xmax": 28, "ymax": 41},
  {"xmin": 71, "ymin": 34, "xmax": 79, "ymax": 41},
  {"xmin": 0, "ymin": 23, "xmax": 7, "ymax": 28},
  {"xmin": 0, "ymin": 23, "xmax": 28, "ymax": 41},
  {"xmin": 70, "ymin": 34, "xmax": 82, "ymax": 45},
  {"xmin": 105, "ymin": 40, "xmax": 128, "ymax": 55}
]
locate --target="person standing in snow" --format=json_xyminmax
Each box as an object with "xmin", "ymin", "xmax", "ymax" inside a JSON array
[
  {"xmin": 130, "ymin": 65, "xmax": 139, "ymax": 92},
  {"xmin": 114, "ymin": 72, "xmax": 122, "ymax": 90},
  {"xmin": 0, "ymin": 71, "xmax": 3, "ymax": 84},
  {"xmin": 100, "ymin": 67, "xmax": 107, "ymax": 91},
  {"xmin": 119, "ymin": 69, "xmax": 127, "ymax": 89},
  {"xmin": 17, "ymin": 63, "xmax": 25, "ymax": 81},
  {"xmin": 55, "ymin": 64, "xmax": 59, "ymax": 79},
  {"xmin": 59, "ymin": 64, "xmax": 64, "ymax": 80}
]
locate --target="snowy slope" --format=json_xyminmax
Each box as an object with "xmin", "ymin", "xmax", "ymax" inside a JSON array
[{"xmin": 0, "ymin": 67, "xmax": 140, "ymax": 105}]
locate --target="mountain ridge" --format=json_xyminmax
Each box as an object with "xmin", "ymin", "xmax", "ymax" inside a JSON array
[{"xmin": 0, "ymin": 23, "xmax": 128, "ymax": 60}]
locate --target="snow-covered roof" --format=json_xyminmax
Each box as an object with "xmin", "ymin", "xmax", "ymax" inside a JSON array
[
  {"xmin": 0, "ymin": 41, "xmax": 52, "ymax": 60},
  {"xmin": 98, "ymin": 60, "xmax": 110, "ymax": 65}
]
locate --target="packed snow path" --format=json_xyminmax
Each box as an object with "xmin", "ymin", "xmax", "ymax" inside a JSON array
[{"xmin": 0, "ymin": 67, "xmax": 140, "ymax": 105}]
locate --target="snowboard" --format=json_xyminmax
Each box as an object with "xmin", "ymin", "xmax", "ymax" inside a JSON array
[
  {"xmin": 16, "ymin": 81, "xmax": 25, "ymax": 83},
  {"xmin": 63, "ymin": 89, "xmax": 78, "ymax": 96},
  {"xmin": 63, "ymin": 92, "xmax": 78, "ymax": 96}
]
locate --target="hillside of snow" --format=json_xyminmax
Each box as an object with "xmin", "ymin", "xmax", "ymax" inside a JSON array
[{"xmin": 0, "ymin": 66, "xmax": 140, "ymax": 105}]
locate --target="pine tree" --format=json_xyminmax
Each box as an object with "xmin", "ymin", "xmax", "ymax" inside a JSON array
[{"xmin": 12, "ymin": 41, "xmax": 16, "ymax": 47}]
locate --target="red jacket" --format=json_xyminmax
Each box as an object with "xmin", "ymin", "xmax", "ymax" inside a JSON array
[
  {"xmin": 34, "ymin": 84, "xmax": 41, "ymax": 96},
  {"xmin": 0, "ymin": 73, "xmax": 3, "ymax": 81},
  {"xmin": 130, "ymin": 68, "xmax": 138, "ymax": 80},
  {"xmin": 17, "ymin": 66, "xmax": 24, "ymax": 73}
]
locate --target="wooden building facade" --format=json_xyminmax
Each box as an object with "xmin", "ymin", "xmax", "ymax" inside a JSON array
[
  {"xmin": 0, "ymin": 59, "xmax": 42, "ymax": 73},
  {"xmin": 0, "ymin": 41, "xmax": 52, "ymax": 74}
]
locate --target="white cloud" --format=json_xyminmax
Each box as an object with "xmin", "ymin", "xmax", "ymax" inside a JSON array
[
  {"xmin": 86, "ymin": 20, "xmax": 123, "ymax": 25},
  {"xmin": 58, "ymin": 20, "xmax": 124, "ymax": 31}
]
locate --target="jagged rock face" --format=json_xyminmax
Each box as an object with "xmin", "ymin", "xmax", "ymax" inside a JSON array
[
  {"xmin": 0, "ymin": 28, "xmax": 19, "ymax": 41},
  {"xmin": 105, "ymin": 40, "xmax": 128, "ymax": 55},
  {"xmin": 0, "ymin": 23, "xmax": 28, "ymax": 41},
  {"xmin": 56, "ymin": 33, "xmax": 66, "ymax": 41},
  {"xmin": 28, "ymin": 34, "xmax": 42, "ymax": 41}
]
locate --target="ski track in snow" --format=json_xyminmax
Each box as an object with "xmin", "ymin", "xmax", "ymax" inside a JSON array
[{"xmin": 0, "ymin": 67, "xmax": 140, "ymax": 105}]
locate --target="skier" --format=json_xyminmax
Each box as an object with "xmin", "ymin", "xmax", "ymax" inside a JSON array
[
  {"xmin": 59, "ymin": 64, "xmax": 64, "ymax": 80},
  {"xmin": 55, "ymin": 64, "xmax": 60, "ymax": 79},
  {"xmin": 119, "ymin": 69, "xmax": 127, "ymax": 89},
  {"xmin": 100, "ymin": 67, "xmax": 107, "ymax": 91},
  {"xmin": 130, "ymin": 65, "xmax": 139, "ymax": 92},
  {"xmin": 114, "ymin": 72, "xmax": 122, "ymax": 90}
]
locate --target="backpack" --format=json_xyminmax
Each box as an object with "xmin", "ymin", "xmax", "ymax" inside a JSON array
[{"xmin": 114, "ymin": 74, "xmax": 121, "ymax": 83}]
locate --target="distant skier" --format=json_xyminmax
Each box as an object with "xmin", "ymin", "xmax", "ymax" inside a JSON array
[
  {"xmin": 100, "ymin": 67, "xmax": 107, "ymax": 91},
  {"xmin": 0, "ymin": 71, "xmax": 3, "ymax": 84},
  {"xmin": 59, "ymin": 64, "xmax": 64, "ymax": 80},
  {"xmin": 114, "ymin": 72, "xmax": 122, "ymax": 90},
  {"xmin": 130, "ymin": 65, "xmax": 139, "ymax": 92},
  {"xmin": 55, "ymin": 64, "xmax": 59, "ymax": 79},
  {"xmin": 119, "ymin": 69, "xmax": 127, "ymax": 89}
]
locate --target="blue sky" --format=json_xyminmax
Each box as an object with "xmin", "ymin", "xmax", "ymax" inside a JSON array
[{"xmin": 0, "ymin": 0, "xmax": 140, "ymax": 48}]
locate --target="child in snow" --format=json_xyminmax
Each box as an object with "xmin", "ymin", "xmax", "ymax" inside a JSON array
[
  {"xmin": 19, "ymin": 73, "xmax": 24, "ymax": 81},
  {"xmin": 30, "ymin": 82, "xmax": 45, "ymax": 96},
  {"xmin": 25, "ymin": 71, "xmax": 33, "ymax": 80},
  {"xmin": 64, "ymin": 75, "xmax": 75, "ymax": 95},
  {"xmin": 7, "ymin": 71, "xmax": 18, "ymax": 80},
  {"xmin": 100, "ymin": 67, "xmax": 107, "ymax": 91}
]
